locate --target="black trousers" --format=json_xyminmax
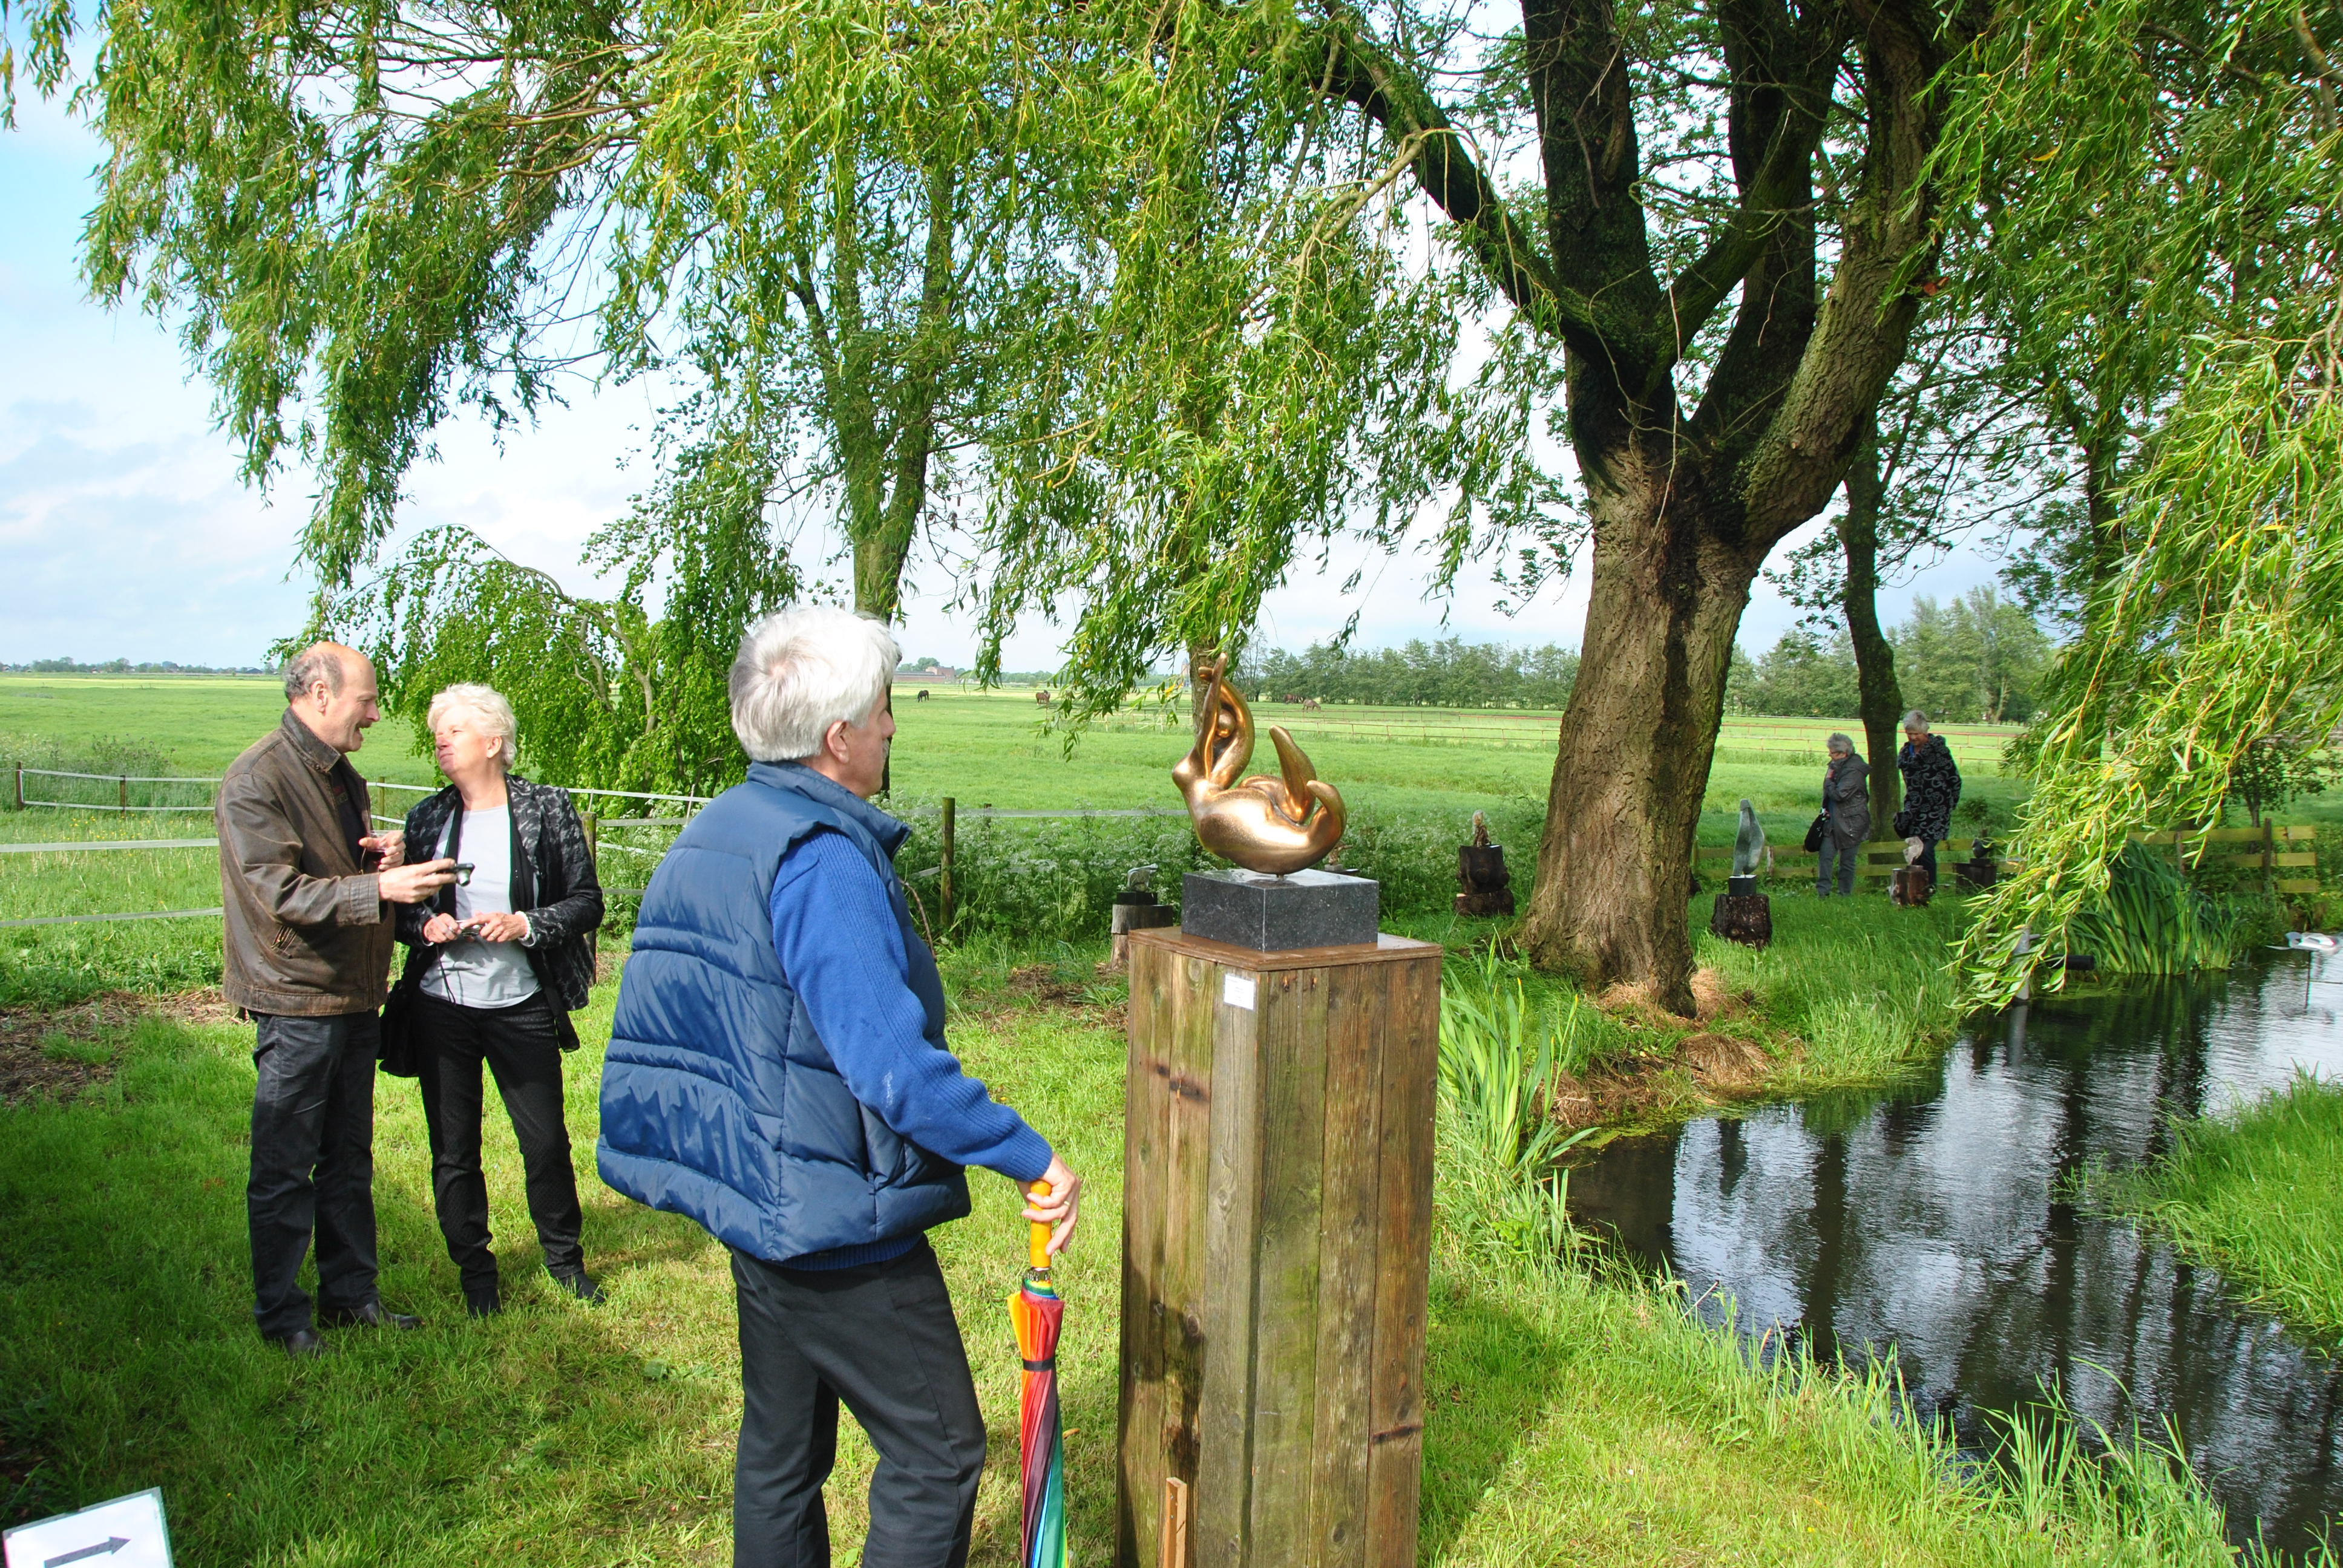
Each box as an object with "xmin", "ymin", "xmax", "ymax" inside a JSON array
[
  {"xmin": 730, "ymin": 1240, "xmax": 986, "ymax": 1568},
  {"xmin": 1916, "ymin": 837, "xmax": 1940, "ymax": 887},
  {"xmin": 248, "ymin": 1011, "xmax": 381, "ymax": 1339},
  {"xmin": 412, "ymin": 990, "xmax": 585, "ymax": 1294}
]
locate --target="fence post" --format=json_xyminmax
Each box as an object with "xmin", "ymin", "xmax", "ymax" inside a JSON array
[
  {"xmin": 2264, "ymin": 818, "xmax": 2277, "ymax": 895},
  {"xmin": 12, "ymin": 765, "xmax": 21, "ymax": 811},
  {"xmin": 940, "ymin": 797, "xmax": 956, "ymax": 937},
  {"xmin": 119, "ymin": 774, "xmax": 129, "ymax": 811}
]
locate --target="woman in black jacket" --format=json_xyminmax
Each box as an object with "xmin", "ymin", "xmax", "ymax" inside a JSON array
[
  {"xmin": 393, "ymin": 684, "xmax": 606, "ymax": 1316},
  {"xmin": 1895, "ymin": 710, "xmax": 1963, "ymax": 891}
]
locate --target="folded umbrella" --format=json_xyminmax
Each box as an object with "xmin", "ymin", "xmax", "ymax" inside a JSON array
[{"xmin": 1009, "ymin": 1180, "xmax": 1068, "ymax": 1568}]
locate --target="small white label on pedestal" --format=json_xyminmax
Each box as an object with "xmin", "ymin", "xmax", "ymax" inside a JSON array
[
  {"xmin": 5, "ymin": 1488, "xmax": 172, "ymax": 1568},
  {"xmin": 1222, "ymin": 973, "xmax": 1256, "ymax": 1011}
]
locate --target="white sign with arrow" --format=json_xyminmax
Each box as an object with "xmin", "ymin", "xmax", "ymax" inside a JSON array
[{"xmin": 2, "ymin": 1488, "xmax": 172, "ymax": 1568}]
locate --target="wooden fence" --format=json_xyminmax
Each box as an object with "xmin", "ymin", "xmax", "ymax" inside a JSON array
[{"xmin": 1699, "ymin": 823, "xmax": 2320, "ymax": 895}]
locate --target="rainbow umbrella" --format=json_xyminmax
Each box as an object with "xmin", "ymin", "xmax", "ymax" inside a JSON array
[{"xmin": 1009, "ymin": 1181, "xmax": 1067, "ymax": 1568}]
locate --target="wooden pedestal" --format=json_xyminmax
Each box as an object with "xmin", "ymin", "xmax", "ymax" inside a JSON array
[
  {"xmin": 1118, "ymin": 927, "xmax": 1441, "ymax": 1568},
  {"xmin": 1708, "ymin": 892, "xmax": 1772, "ymax": 947}
]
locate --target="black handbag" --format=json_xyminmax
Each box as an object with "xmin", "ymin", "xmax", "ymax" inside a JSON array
[
  {"xmin": 1803, "ymin": 812, "xmax": 1828, "ymax": 854},
  {"xmin": 378, "ymin": 974, "xmax": 421, "ymax": 1078},
  {"xmin": 378, "ymin": 797, "xmax": 458, "ymax": 1080},
  {"xmin": 1892, "ymin": 808, "xmax": 1913, "ymax": 840}
]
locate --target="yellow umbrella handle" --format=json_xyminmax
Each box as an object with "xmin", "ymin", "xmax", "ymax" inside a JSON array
[{"xmin": 1027, "ymin": 1179, "xmax": 1052, "ymax": 1270}]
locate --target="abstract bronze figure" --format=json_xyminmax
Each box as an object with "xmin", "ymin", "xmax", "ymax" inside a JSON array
[{"xmin": 1173, "ymin": 658, "xmax": 1347, "ymax": 875}]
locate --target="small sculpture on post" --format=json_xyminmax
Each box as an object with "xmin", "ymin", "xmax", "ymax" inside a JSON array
[
  {"xmin": 1729, "ymin": 800, "xmax": 1766, "ymax": 895},
  {"xmin": 1172, "ymin": 656, "xmax": 1375, "ymax": 950},
  {"xmin": 1455, "ymin": 811, "xmax": 1515, "ymax": 916},
  {"xmin": 1709, "ymin": 798, "xmax": 1773, "ymax": 947},
  {"xmin": 1891, "ymin": 837, "xmax": 1934, "ymax": 906},
  {"xmin": 1109, "ymin": 864, "xmax": 1178, "ymax": 967},
  {"xmin": 1173, "ymin": 658, "xmax": 1347, "ymax": 875}
]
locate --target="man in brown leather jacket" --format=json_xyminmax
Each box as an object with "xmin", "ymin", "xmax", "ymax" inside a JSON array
[{"xmin": 218, "ymin": 642, "xmax": 454, "ymax": 1354}]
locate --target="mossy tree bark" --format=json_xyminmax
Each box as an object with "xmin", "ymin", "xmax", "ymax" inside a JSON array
[
  {"xmin": 1325, "ymin": 0, "xmax": 1979, "ymax": 1010},
  {"xmin": 1838, "ymin": 423, "xmax": 1904, "ymax": 831}
]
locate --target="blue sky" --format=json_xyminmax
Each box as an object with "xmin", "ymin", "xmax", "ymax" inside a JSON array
[{"xmin": 0, "ymin": 94, "xmax": 2003, "ymax": 673}]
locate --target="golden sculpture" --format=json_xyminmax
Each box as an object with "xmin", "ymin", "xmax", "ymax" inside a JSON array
[{"xmin": 1173, "ymin": 658, "xmax": 1348, "ymax": 875}]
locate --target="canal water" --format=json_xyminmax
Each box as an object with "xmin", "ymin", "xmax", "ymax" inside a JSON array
[{"xmin": 1567, "ymin": 953, "xmax": 2343, "ymax": 1555}]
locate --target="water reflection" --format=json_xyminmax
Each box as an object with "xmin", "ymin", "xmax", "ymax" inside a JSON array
[{"xmin": 1568, "ymin": 955, "xmax": 2343, "ymax": 1553}]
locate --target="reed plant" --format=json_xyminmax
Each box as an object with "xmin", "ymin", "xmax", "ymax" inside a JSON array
[{"xmin": 2067, "ymin": 843, "xmax": 2245, "ymax": 975}]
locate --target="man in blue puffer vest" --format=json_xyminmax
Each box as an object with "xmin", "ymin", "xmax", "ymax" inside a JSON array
[{"xmin": 598, "ymin": 604, "xmax": 1081, "ymax": 1568}]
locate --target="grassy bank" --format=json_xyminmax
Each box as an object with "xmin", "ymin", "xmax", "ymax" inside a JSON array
[
  {"xmin": 2, "ymin": 944, "xmax": 2290, "ymax": 1567},
  {"xmin": 1417, "ymin": 890, "xmax": 1967, "ymax": 1138},
  {"xmin": 2085, "ymin": 1072, "xmax": 2343, "ymax": 1346}
]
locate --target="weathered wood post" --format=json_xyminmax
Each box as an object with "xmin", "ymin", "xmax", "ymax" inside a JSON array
[
  {"xmin": 939, "ymin": 796, "xmax": 956, "ymax": 937},
  {"xmin": 1119, "ymin": 899, "xmax": 1440, "ymax": 1568}
]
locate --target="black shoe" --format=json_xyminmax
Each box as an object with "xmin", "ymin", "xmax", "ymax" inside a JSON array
[
  {"xmin": 550, "ymin": 1270, "xmax": 603, "ymax": 1305},
  {"xmin": 267, "ymin": 1327, "xmax": 333, "ymax": 1357},
  {"xmin": 319, "ymin": 1301, "xmax": 423, "ymax": 1331},
  {"xmin": 465, "ymin": 1288, "xmax": 503, "ymax": 1319}
]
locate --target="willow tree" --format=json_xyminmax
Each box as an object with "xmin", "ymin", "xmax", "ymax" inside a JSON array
[
  {"xmin": 5, "ymin": 0, "xmax": 1103, "ymax": 787},
  {"xmin": 985, "ymin": 0, "xmax": 1990, "ymax": 1008},
  {"xmin": 1941, "ymin": 0, "xmax": 2343, "ymax": 998}
]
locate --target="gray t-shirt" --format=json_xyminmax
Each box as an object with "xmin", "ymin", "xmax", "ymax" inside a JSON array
[{"xmin": 419, "ymin": 804, "xmax": 540, "ymax": 1008}]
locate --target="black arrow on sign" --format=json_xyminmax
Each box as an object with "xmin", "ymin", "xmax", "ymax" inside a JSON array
[{"xmin": 44, "ymin": 1538, "xmax": 130, "ymax": 1567}]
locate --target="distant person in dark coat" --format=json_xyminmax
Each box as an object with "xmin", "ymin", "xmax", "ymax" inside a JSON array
[
  {"xmin": 1817, "ymin": 733, "xmax": 1871, "ymax": 897},
  {"xmin": 1896, "ymin": 710, "xmax": 1963, "ymax": 889},
  {"xmin": 598, "ymin": 604, "xmax": 1081, "ymax": 1568}
]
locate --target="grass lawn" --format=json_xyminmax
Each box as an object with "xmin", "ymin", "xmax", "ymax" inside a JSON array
[
  {"xmin": 0, "ymin": 949, "xmax": 2251, "ymax": 1567},
  {"xmin": 2083, "ymin": 1071, "xmax": 2343, "ymax": 1347}
]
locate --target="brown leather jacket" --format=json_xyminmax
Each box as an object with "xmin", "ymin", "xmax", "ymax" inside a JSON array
[{"xmin": 217, "ymin": 710, "xmax": 395, "ymax": 1016}]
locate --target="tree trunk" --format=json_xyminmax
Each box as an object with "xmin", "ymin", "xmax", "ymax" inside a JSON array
[
  {"xmin": 1520, "ymin": 471, "xmax": 1759, "ymax": 1016},
  {"xmin": 1837, "ymin": 421, "xmax": 1903, "ymax": 830}
]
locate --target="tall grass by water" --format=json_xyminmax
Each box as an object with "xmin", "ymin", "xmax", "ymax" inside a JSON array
[
  {"xmin": 2087, "ymin": 1071, "xmax": 2343, "ymax": 1345},
  {"xmin": 2070, "ymin": 843, "xmax": 2249, "ymax": 975}
]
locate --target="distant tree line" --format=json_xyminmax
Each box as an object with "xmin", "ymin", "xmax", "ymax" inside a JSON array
[
  {"xmin": 2, "ymin": 658, "xmax": 269, "ymax": 675},
  {"xmin": 1728, "ymin": 586, "xmax": 2054, "ymax": 724},
  {"xmin": 1238, "ymin": 639, "xmax": 1581, "ymax": 710}
]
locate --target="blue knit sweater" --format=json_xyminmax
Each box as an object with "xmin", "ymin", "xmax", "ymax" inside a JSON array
[{"xmin": 768, "ymin": 828, "xmax": 1052, "ymax": 1267}]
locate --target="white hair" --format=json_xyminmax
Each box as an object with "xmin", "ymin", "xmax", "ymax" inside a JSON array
[
  {"xmin": 1902, "ymin": 709, "xmax": 1931, "ymax": 733},
  {"xmin": 1827, "ymin": 732, "xmax": 1854, "ymax": 753},
  {"xmin": 730, "ymin": 606, "xmax": 900, "ymax": 763},
  {"xmin": 427, "ymin": 683, "xmax": 519, "ymax": 770}
]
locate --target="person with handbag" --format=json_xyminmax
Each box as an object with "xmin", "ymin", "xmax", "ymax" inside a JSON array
[
  {"xmin": 390, "ymin": 682, "xmax": 606, "ymax": 1316},
  {"xmin": 1814, "ymin": 733, "xmax": 1871, "ymax": 897},
  {"xmin": 1894, "ymin": 710, "xmax": 1963, "ymax": 891}
]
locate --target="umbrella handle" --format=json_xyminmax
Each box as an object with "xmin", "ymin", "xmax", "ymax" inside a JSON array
[{"xmin": 1027, "ymin": 1179, "xmax": 1052, "ymax": 1270}]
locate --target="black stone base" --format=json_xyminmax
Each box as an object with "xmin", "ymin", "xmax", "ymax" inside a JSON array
[
  {"xmin": 1727, "ymin": 874, "xmax": 1758, "ymax": 898},
  {"xmin": 1181, "ymin": 869, "xmax": 1380, "ymax": 950}
]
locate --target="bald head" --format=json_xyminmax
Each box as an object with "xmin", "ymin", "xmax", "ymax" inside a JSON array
[
  {"xmin": 284, "ymin": 642, "xmax": 381, "ymax": 754},
  {"xmin": 284, "ymin": 642, "xmax": 364, "ymax": 702}
]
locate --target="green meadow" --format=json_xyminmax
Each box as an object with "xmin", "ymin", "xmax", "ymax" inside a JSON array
[
  {"xmin": 4, "ymin": 674, "xmax": 2332, "ymax": 1563},
  {"xmin": 0, "ymin": 947, "xmax": 2262, "ymax": 1567},
  {"xmin": 0, "ymin": 673, "xmax": 2033, "ymax": 840}
]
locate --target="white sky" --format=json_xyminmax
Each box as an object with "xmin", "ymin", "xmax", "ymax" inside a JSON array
[{"xmin": 0, "ymin": 93, "xmax": 2004, "ymax": 672}]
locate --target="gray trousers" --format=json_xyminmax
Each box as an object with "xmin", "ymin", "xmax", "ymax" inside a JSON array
[
  {"xmin": 730, "ymin": 1239, "xmax": 985, "ymax": 1568},
  {"xmin": 247, "ymin": 1011, "xmax": 381, "ymax": 1338},
  {"xmin": 1817, "ymin": 835, "xmax": 1858, "ymax": 896}
]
